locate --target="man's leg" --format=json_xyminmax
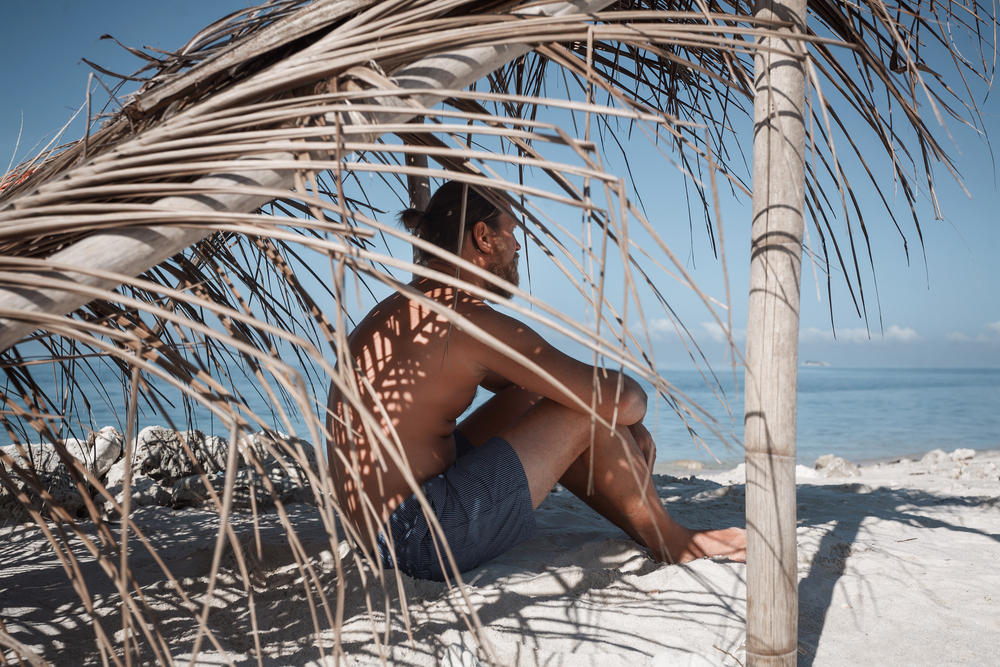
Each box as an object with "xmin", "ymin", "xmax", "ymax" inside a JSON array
[
  {"xmin": 459, "ymin": 386, "xmax": 644, "ymax": 541},
  {"xmin": 456, "ymin": 384, "xmax": 543, "ymax": 449},
  {"xmin": 497, "ymin": 398, "xmax": 746, "ymax": 563}
]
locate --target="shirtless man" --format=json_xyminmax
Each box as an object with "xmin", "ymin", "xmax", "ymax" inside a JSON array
[{"xmin": 327, "ymin": 181, "xmax": 746, "ymax": 581}]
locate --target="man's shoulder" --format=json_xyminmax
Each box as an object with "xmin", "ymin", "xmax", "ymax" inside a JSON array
[
  {"xmin": 452, "ymin": 298, "xmax": 551, "ymax": 363},
  {"xmin": 453, "ymin": 294, "xmax": 524, "ymax": 331},
  {"xmin": 355, "ymin": 283, "xmax": 527, "ymax": 341}
]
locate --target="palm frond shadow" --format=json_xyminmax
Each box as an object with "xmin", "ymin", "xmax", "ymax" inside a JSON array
[
  {"xmin": 2, "ymin": 481, "xmax": 751, "ymax": 666},
  {"xmin": 793, "ymin": 483, "xmax": 1000, "ymax": 664},
  {"xmin": 0, "ymin": 0, "xmax": 994, "ymax": 664}
]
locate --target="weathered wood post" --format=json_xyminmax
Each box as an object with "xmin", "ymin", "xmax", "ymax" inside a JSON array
[
  {"xmin": 744, "ymin": 0, "xmax": 807, "ymax": 663},
  {"xmin": 405, "ymin": 118, "xmax": 432, "ymax": 214},
  {"xmin": 405, "ymin": 116, "xmax": 431, "ymax": 275}
]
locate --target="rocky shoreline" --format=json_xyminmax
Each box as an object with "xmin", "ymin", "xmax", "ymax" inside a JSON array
[{"xmin": 0, "ymin": 426, "xmax": 319, "ymax": 521}]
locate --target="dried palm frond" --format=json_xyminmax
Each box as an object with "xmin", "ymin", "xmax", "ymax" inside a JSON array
[{"xmin": 0, "ymin": 0, "xmax": 994, "ymax": 664}]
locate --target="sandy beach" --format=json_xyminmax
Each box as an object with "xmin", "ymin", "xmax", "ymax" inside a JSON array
[{"xmin": 2, "ymin": 448, "xmax": 998, "ymax": 666}]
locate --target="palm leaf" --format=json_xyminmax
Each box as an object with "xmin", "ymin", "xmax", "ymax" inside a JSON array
[{"xmin": 0, "ymin": 0, "xmax": 993, "ymax": 664}]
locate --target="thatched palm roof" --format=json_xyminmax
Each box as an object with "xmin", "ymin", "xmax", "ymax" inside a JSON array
[{"xmin": 0, "ymin": 0, "xmax": 993, "ymax": 664}]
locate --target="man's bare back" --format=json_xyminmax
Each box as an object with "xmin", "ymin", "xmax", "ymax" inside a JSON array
[
  {"xmin": 327, "ymin": 280, "xmax": 516, "ymax": 550},
  {"xmin": 327, "ymin": 182, "xmax": 746, "ymax": 577}
]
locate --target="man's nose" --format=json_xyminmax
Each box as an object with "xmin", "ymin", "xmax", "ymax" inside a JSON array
[{"xmin": 515, "ymin": 237, "xmax": 522, "ymax": 251}]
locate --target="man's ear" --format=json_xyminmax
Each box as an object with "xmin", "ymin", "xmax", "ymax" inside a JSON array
[{"xmin": 471, "ymin": 220, "xmax": 491, "ymax": 253}]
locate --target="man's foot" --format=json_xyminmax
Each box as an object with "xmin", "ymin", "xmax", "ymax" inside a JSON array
[
  {"xmin": 689, "ymin": 527, "xmax": 747, "ymax": 562},
  {"xmin": 653, "ymin": 527, "xmax": 747, "ymax": 564}
]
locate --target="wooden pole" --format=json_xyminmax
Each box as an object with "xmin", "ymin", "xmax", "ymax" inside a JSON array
[
  {"xmin": 405, "ymin": 117, "xmax": 431, "ymax": 215},
  {"xmin": 405, "ymin": 116, "xmax": 431, "ymax": 275},
  {"xmin": 406, "ymin": 150, "xmax": 431, "ymax": 213},
  {"xmin": 744, "ymin": 0, "xmax": 807, "ymax": 663},
  {"xmin": 0, "ymin": 0, "xmax": 615, "ymax": 353}
]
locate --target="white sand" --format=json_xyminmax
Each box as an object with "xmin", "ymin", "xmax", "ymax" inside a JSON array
[{"xmin": 2, "ymin": 450, "xmax": 998, "ymax": 666}]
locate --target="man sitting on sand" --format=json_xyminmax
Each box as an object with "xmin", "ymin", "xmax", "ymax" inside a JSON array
[{"xmin": 327, "ymin": 181, "xmax": 746, "ymax": 581}]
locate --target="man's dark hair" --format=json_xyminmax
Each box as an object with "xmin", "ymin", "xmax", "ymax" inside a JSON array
[{"xmin": 400, "ymin": 181, "xmax": 504, "ymax": 258}]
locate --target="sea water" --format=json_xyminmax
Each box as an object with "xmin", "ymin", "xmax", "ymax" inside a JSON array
[
  {"xmin": 4, "ymin": 366, "xmax": 998, "ymax": 467},
  {"xmin": 644, "ymin": 367, "xmax": 1000, "ymax": 468}
]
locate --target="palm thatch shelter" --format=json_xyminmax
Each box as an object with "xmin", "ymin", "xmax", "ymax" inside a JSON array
[{"xmin": 0, "ymin": 0, "xmax": 994, "ymax": 665}]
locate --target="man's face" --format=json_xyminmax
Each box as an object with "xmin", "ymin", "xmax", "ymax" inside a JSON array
[{"xmin": 485, "ymin": 211, "xmax": 521, "ymax": 300}]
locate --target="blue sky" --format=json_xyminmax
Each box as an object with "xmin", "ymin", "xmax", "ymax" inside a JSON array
[{"xmin": 2, "ymin": 1, "xmax": 998, "ymax": 369}]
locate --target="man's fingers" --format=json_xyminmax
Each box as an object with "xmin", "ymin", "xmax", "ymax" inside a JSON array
[
  {"xmin": 625, "ymin": 422, "xmax": 657, "ymax": 470},
  {"xmin": 633, "ymin": 423, "xmax": 655, "ymax": 468}
]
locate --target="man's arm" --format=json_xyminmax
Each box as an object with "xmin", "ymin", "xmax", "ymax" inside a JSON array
[
  {"xmin": 479, "ymin": 370, "xmax": 515, "ymax": 394},
  {"xmin": 461, "ymin": 304, "xmax": 647, "ymax": 425}
]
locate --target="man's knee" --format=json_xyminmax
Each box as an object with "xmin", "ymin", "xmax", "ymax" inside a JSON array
[{"xmin": 500, "ymin": 397, "xmax": 635, "ymax": 464}]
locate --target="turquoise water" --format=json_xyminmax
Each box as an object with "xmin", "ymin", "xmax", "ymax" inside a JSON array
[
  {"xmin": 645, "ymin": 367, "xmax": 1000, "ymax": 467},
  {"xmin": 1, "ymin": 361, "xmax": 323, "ymax": 444},
  {"xmin": 5, "ymin": 366, "xmax": 998, "ymax": 468}
]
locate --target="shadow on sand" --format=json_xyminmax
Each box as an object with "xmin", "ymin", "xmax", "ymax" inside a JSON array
[{"xmin": 1, "ymin": 476, "xmax": 997, "ymax": 666}]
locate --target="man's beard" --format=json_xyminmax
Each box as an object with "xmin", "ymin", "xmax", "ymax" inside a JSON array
[{"xmin": 486, "ymin": 247, "xmax": 519, "ymax": 301}]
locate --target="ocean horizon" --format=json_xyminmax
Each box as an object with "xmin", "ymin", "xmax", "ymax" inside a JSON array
[
  {"xmin": 4, "ymin": 366, "xmax": 998, "ymax": 469},
  {"xmin": 644, "ymin": 366, "xmax": 1000, "ymax": 468}
]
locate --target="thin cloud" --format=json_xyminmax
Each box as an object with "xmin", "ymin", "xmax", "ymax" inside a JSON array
[
  {"xmin": 646, "ymin": 318, "xmax": 679, "ymax": 340},
  {"xmin": 800, "ymin": 327, "xmax": 835, "ymax": 343},
  {"xmin": 645, "ymin": 318, "xmax": 745, "ymax": 344},
  {"xmin": 800, "ymin": 325, "xmax": 918, "ymax": 343},
  {"xmin": 834, "ymin": 328, "xmax": 874, "ymax": 343},
  {"xmin": 884, "ymin": 325, "xmax": 919, "ymax": 342},
  {"xmin": 947, "ymin": 322, "xmax": 1000, "ymax": 343},
  {"xmin": 701, "ymin": 321, "xmax": 745, "ymax": 343}
]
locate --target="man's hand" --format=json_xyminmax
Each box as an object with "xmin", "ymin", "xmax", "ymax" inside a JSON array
[{"xmin": 628, "ymin": 422, "xmax": 656, "ymax": 470}]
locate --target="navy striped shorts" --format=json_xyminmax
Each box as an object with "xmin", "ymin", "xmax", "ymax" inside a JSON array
[{"xmin": 376, "ymin": 431, "xmax": 537, "ymax": 581}]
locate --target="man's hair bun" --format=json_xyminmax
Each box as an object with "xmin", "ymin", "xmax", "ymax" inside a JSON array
[
  {"xmin": 399, "ymin": 208, "xmax": 425, "ymax": 232},
  {"xmin": 398, "ymin": 181, "xmax": 504, "ymax": 259}
]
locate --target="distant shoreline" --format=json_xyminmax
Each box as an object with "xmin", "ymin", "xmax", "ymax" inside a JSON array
[{"xmin": 653, "ymin": 446, "xmax": 1000, "ymax": 476}]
